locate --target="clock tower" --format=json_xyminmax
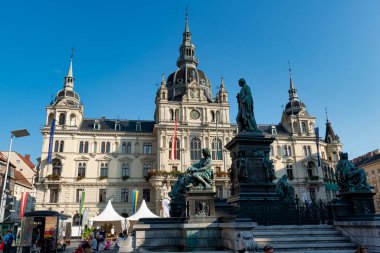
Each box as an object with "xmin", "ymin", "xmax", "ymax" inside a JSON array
[{"xmin": 153, "ymin": 15, "xmax": 235, "ymax": 200}]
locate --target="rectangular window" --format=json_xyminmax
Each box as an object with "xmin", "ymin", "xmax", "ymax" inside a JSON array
[
  {"xmin": 50, "ymin": 189, "xmax": 59, "ymax": 203},
  {"xmin": 122, "ymin": 142, "xmax": 127, "ymax": 154},
  {"xmin": 121, "ymin": 189, "xmax": 129, "ymax": 202},
  {"xmin": 122, "ymin": 164, "xmax": 129, "ymax": 177},
  {"xmin": 143, "ymin": 189, "xmax": 151, "ymax": 202},
  {"xmin": 76, "ymin": 189, "xmax": 84, "ymax": 202},
  {"xmin": 99, "ymin": 189, "xmax": 107, "ymax": 203},
  {"xmin": 143, "ymin": 164, "xmax": 151, "ymax": 177},
  {"xmin": 216, "ymin": 186, "xmax": 223, "ymax": 199},
  {"xmin": 333, "ymin": 152, "xmax": 337, "ymax": 161}
]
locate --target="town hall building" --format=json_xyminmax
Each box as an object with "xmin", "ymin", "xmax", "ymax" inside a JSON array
[{"xmin": 35, "ymin": 17, "xmax": 342, "ymax": 221}]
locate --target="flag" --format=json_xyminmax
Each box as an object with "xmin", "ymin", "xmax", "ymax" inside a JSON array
[
  {"xmin": 315, "ymin": 127, "xmax": 321, "ymax": 167},
  {"xmin": 19, "ymin": 192, "xmax": 29, "ymax": 219},
  {"xmin": 171, "ymin": 115, "xmax": 178, "ymax": 160},
  {"xmin": 132, "ymin": 190, "xmax": 139, "ymax": 214},
  {"xmin": 47, "ymin": 118, "xmax": 56, "ymax": 164},
  {"xmin": 79, "ymin": 191, "xmax": 85, "ymax": 216}
]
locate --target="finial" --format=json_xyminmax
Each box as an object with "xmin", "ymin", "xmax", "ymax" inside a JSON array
[
  {"xmin": 220, "ymin": 76, "xmax": 224, "ymax": 86},
  {"xmin": 325, "ymin": 107, "xmax": 330, "ymax": 123},
  {"xmin": 185, "ymin": 7, "xmax": 190, "ymax": 33},
  {"xmin": 161, "ymin": 73, "xmax": 166, "ymax": 85},
  {"xmin": 288, "ymin": 60, "xmax": 292, "ymax": 78},
  {"xmin": 71, "ymin": 47, "xmax": 74, "ymax": 61}
]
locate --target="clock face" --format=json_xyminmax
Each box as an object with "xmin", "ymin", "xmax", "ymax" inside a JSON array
[{"xmin": 190, "ymin": 110, "xmax": 200, "ymax": 120}]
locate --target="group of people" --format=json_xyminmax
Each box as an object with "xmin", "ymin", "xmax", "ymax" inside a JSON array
[{"xmin": 76, "ymin": 227, "xmax": 127, "ymax": 252}]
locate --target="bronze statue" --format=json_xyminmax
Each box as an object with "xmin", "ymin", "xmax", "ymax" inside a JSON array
[
  {"xmin": 276, "ymin": 175, "xmax": 295, "ymax": 203},
  {"xmin": 236, "ymin": 78, "xmax": 260, "ymax": 133},
  {"xmin": 263, "ymin": 152, "xmax": 275, "ymax": 181},
  {"xmin": 186, "ymin": 148, "xmax": 213, "ymax": 189},
  {"xmin": 336, "ymin": 152, "xmax": 373, "ymax": 192},
  {"xmin": 169, "ymin": 148, "xmax": 214, "ymax": 200}
]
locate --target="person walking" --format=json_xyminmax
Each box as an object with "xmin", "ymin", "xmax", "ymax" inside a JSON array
[
  {"xmin": 3, "ymin": 230, "xmax": 14, "ymax": 253},
  {"xmin": 264, "ymin": 245, "xmax": 274, "ymax": 253}
]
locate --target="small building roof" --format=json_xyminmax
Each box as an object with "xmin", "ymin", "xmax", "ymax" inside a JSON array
[{"xmin": 127, "ymin": 199, "xmax": 159, "ymax": 221}]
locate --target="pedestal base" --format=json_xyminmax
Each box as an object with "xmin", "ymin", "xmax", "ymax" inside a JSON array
[
  {"xmin": 185, "ymin": 189, "xmax": 217, "ymax": 223},
  {"xmin": 331, "ymin": 191, "xmax": 376, "ymax": 220}
]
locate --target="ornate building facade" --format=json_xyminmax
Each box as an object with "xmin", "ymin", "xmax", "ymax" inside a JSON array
[{"xmin": 35, "ymin": 17, "xmax": 342, "ymax": 221}]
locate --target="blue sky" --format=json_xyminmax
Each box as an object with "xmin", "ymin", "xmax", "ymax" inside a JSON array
[{"xmin": 1, "ymin": 1, "xmax": 379, "ymax": 162}]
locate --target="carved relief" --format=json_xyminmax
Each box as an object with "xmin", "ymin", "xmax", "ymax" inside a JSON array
[{"xmin": 195, "ymin": 201, "xmax": 210, "ymax": 216}]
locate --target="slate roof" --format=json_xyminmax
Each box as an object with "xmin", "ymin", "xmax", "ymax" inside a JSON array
[
  {"xmin": 79, "ymin": 119, "xmax": 155, "ymax": 133},
  {"xmin": 258, "ymin": 124, "xmax": 290, "ymax": 136},
  {"xmin": 354, "ymin": 153, "xmax": 380, "ymax": 167}
]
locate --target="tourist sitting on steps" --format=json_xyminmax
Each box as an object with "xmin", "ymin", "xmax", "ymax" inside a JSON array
[{"xmin": 263, "ymin": 245, "xmax": 274, "ymax": 253}]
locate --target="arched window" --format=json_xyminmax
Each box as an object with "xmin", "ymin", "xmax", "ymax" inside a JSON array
[
  {"xmin": 100, "ymin": 163, "xmax": 108, "ymax": 177},
  {"xmin": 190, "ymin": 138, "xmax": 202, "ymax": 160},
  {"xmin": 122, "ymin": 142, "xmax": 127, "ymax": 154},
  {"xmin": 211, "ymin": 111, "xmax": 215, "ymax": 122},
  {"xmin": 307, "ymin": 161, "xmax": 315, "ymax": 177},
  {"xmin": 292, "ymin": 122, "xmax": 299, "ymax": 133},
  {"xmin": 70, "ymin": 114, "xmax": 76, "ymax": 126},
  {"xmin": 101, "ymin": 142, "xmax": 106, "ymax": 153},
  {"xmin": 59, "ymin": 141, "xmax": 64, "ymax": 152},
  {"xmin": 106, "ymin": 142, "xmax": 111, "ymax": 153},
  {"xmin": 127, "ymin": 142, "xmax": 132, "ymax": 154},
  {"xmin": 301, "ymin": 122, "xmax": 307, "ymax": 134},
  {"xmin": 307, "ymin": 146, "xmax": 312, "ymax": 156},
  {"xmin": 143, "ymin": 164, "xmax": 151, "ymax": 177},
  {"xmin": 54, "ymin": 140, "xmax": 59, "ymax": 152},
  {"xmin": 84, "ymin": 142, "xmax": 89, "ymax": 153},
  {"xmin": 52, "ymin": 160, "xmax": 62, "ymax": 176},
  {"xmin": 79, "ymin": 142, "xmax": 84, "ymax": 153},
  {"xmin": 211, "ymin": 138, "xmax": 223, "ymax": 160},
  {"xmin": 115, "ymin": 123, "xmax": 121, "ymax": 130},
  {"xmin": 303, "ymin": 146, "xmax": 308, "ymax": 156},
  {"xmin": 78, "ymin": 163, "xmax": 86, "ymax": 177},
  {"xmin": 169, "ymin": 109, "xmax": 174, "ymax": 121},
  {"xmin": 143, "ymin": 143, "xmax": 152, "ymax": 154},
  {"xmin": 277, "ymin": 145, "xmax": 282, "ymax": 156},
  {"xmin": 94, "ymin": 123, "xmax": 100, "ymax": 130},
  {"xmin": 47, "ymin": 113, "xmax": 54, "ymax": 126},
  {"xmin": 59, "ymin": 113, "xmax": 66, "ymax": 125},
  {"xmin": 122, "ymin": 163, "xmax": 129, "ymax": 177},
  {"xmin": 169, "ymin": 138, "xmax": 181, "ymax": 160}
]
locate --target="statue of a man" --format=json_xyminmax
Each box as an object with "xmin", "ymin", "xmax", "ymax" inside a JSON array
[
  {"xmin": 276, "ymin": 175, "xmax": 295, "ymax": 203},
  {"xmin": 186, "ymin": 148, "xmax": 213, "ymax": 189},
  {"xmin": 236, "ymin": 78, "xmax": 260, "ymax": 133},
  {"xmin": 336, "ymin": 152, "xmax": 373, "ymax": 192},
  {"xmin": 263, "ymin": 152, "xmax": 275, "ymax": 182}
]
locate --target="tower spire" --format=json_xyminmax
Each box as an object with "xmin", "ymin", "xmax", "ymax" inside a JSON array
[
  {"xmin": 325, "ymin": 107, "xmax": 330, "ymax": 123},
  {"xmin": 288, "ymin": 61, "xmax": 298, "ymax": 100},
  {"xmin": 64, "ymin": 48, "xmax": 74, "ymax": 90},
  {"xmin": 177, "ymin": 13, "xmax": 198, "ymax": 68}
]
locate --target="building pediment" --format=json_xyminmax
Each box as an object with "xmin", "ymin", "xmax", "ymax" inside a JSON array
[
  {"xmin": 96, "ymin": 155, "xmax": 113, "ymax": 162},
  {"xmin": 118, "ymin": 156, "xmax": 134, "ymax": 163},
  {"xmin": 74, "ymin": 156, "xmax": 90, "ymax": 161},
  {"xmin": 140, "ymin": 157, "xmax": 155, "ymax": 163}
]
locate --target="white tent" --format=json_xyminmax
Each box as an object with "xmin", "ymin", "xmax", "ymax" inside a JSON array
[
  {"xmin": 89, "ymin": 200, "xmax": 126, "ymax": 233},
  {"xmin": 127, "ymin": 199, "xmax": 159, "ymax": 221}
]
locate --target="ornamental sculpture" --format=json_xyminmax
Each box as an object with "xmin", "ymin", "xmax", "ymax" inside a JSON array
[
  {"xmin": 276, "ymin": 175, "xmax": 295, "ymax": 203},
  {"xmin": 236, "ymin": 78, "xmax": 261, "ymax": 133},
  {"xmin": 336, "ymin": 152, "xmax": 373, "ymax": 192}
]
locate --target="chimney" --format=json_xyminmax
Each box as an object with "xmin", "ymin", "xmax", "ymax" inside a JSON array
[{"xmin": 25, "ymin": 154, "xmax": 31, "ymax": 161}]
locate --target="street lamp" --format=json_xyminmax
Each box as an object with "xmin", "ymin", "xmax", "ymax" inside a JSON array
[{"xmin": 0, "ymin": 129, "xmax": 30, "ymax": 223}]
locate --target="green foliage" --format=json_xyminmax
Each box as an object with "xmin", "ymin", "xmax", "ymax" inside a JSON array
[
  {"xmin": 46, "ymin": 174, "xmax": 61, "ymax": 181},
  {"xmin": 82, "ymin": 227, "xmax": 94, "ymax": 240},
  {"xmin": 99, "ymin": 176, "xmax": 108, "ymax": 180}
]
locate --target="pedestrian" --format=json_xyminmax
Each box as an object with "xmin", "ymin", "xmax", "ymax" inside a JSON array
[
  {"xmin": 264, "ymin": 245, "xmax": 274, "ymax": 253},
  {"xmin": 356, "ymin": 245, "xmax": 368, "ymax": 253},
  {"xmin": 89, "ymin": 234, "xmax": 97, "ymax": 251},
  {"xmin": 3, "ymin": 230, "xmax": 14, "ymax": 253}
]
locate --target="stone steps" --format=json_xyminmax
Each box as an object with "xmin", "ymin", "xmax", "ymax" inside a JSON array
[{"xmin": 254, "ymin": 225, "xmax": 357, "ymax": 252}]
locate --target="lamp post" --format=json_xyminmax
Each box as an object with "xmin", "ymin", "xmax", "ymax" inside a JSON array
[{"xmin": 0, "ymin": 129, "xmax": 30, "ymax": 223}]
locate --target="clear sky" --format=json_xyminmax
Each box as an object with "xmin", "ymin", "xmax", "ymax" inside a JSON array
[{"xmin": 1, "ymin": 0, "xmax": 379, "ymax": 162}]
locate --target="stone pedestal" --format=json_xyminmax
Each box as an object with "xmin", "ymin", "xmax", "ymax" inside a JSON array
[
  {"xmin": 331, "ymin": 191, "xmax": 376, "ymax": 220},
  {"xmin": 226, "ymin": 132, "xmax": 283, "ymax": 225},
  {"xmin": 185, "ymin": 189, "xmax": 217, "ymax": 223}
]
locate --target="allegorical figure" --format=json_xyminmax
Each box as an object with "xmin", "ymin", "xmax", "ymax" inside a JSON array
[
  {"xmin": 186, "ymin": 148, "xmax": 214, "ymax": 189},
  {"xmin": 169, "ymin": 148, "xmax": 214, "ymax": 200},
  {"xmin": 263, "ymin": 152, "xmax": 275, "ymax": 182},
  {"xmin": 336, "ymin": 152, "xmax": 373, "ymax": 192},
  {"xmin": 276, "ymin": 175, "xmax": 295, "ymax": 203},
  {"xmin": 236, "ymin": 78, "xmax": 260, "ymax": 132}
]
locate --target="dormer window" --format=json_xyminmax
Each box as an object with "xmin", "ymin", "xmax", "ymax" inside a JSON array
[
  {"xmin": 271, "ymin": 126, "xmax": 277, "ymax": 135},
  {"xmin": 115, "ymin": 123, "xmax": 121, "ymax": 131},
  {"xmin": 136, "ymin": 122, "xmax": 142, "ymax": 131},
  {"xmin": 94, "ymin": 122, "xmax": 100, "ymax": 130}
]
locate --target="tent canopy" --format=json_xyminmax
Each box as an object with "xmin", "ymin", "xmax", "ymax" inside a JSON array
[
  {"xmin": 127, "ymin": 199, "xmax": 159, "ymax": 221},
  {"xmin": 90, "ymin": 200, "xmax": 125, "ymax": 222}
]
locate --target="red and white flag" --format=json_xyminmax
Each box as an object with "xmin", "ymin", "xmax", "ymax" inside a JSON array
[
  {"xmin": 171, "ymin": 114, "xmax": 178, "ymax": 160},
  {"xmin": 20, "ymin": 192, "xmax": 29, "ymax": 219}
]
